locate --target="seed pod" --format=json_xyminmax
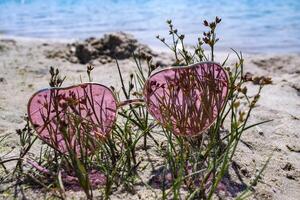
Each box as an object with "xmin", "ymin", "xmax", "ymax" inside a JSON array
[
  {"xmin": 241, "ymin": 86, "xmax": 248, "ymax": 94},
  {"xmin": 203, "ymin": 20, "xmax": 209, "ymax": 26},
  {"xmin": 216, "ymin": 16, "xmax": 222, "ymax": 23},
  {"xmin": 233, "ymin": 101, "xmax": 240, "ymax": 108}
]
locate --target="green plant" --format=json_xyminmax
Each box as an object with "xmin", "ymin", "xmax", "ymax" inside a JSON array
[
  {"xmin": 152, "ymin": 18, "xmax": 272, "ymax": 199},
  {"xmin": 0, "ymin": 17, "xmax": 271, "ymax": 200}
]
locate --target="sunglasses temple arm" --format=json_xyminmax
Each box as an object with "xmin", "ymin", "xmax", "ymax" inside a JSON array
[{"xmin": 118, "ymin": 98, "xmax": 145, "ymax": 107}]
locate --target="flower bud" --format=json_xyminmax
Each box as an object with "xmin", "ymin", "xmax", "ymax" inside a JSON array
[
  {"xmin": 203, "ymin": 20, "xmax": 209, "ymax": 26},
  {"xmin": 216, "ymin": 16, "xmax": 222, "ymax": 23}
]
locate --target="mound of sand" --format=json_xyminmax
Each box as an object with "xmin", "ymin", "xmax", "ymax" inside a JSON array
[{"xmin": 46, "ymin": 32, "xmax": 154, "ymax": 64}]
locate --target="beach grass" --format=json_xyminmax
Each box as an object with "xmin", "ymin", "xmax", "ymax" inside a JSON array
[{"xmin": 0, "ymin": 17, "xmax": 271, "ymax": 200}]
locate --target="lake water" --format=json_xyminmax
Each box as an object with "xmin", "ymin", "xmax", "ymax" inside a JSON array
[{"xmin": 0, "ymin": 0, "xmax": 300, "ymax": 53}]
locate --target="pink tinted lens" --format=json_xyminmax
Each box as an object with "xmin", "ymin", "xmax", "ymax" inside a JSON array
[
  {"xmin": 28, "ymin": 83, "xmax": 117, "ymax": 155},
  {"xmin": 144, "ymin": 62, "xmax": 228, "ymax": 136}
]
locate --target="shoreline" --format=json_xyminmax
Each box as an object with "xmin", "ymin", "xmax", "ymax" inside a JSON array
[{"xmin": 2, "ymin": 34, "xmax": 300, "ymax": 55}]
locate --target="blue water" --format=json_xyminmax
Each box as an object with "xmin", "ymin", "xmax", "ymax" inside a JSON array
[{"xmin": 0, "ymin": 0, "xmax": 300, "ymax": 53}]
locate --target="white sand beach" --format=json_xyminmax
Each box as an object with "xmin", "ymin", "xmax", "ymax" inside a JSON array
[{"xmin": 0, "ymin": 35, "xmax": 299, "ymax": 199}]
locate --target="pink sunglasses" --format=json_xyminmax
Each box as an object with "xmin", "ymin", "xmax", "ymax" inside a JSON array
[{"xmin": 27, "ymin": 62, "xmax": 228, "ymax": 155}]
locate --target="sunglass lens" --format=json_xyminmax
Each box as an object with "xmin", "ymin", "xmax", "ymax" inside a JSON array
[
  {"xmin": 28, "ymin": 83, "xmax": 117, "ymax": 155},
  {"xmin": 144, "ymin": 62, "xmax": 228, "ymax": 136}
]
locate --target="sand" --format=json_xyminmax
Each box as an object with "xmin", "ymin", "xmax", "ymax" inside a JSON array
[{"xmin": 0, "ymin": 37, "xmax": 299, "ymax": 200}]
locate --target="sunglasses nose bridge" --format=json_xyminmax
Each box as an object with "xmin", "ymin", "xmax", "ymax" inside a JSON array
[{"xmin": 118, "ymin": 98, "xmax": 145, "ymax": 107}]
